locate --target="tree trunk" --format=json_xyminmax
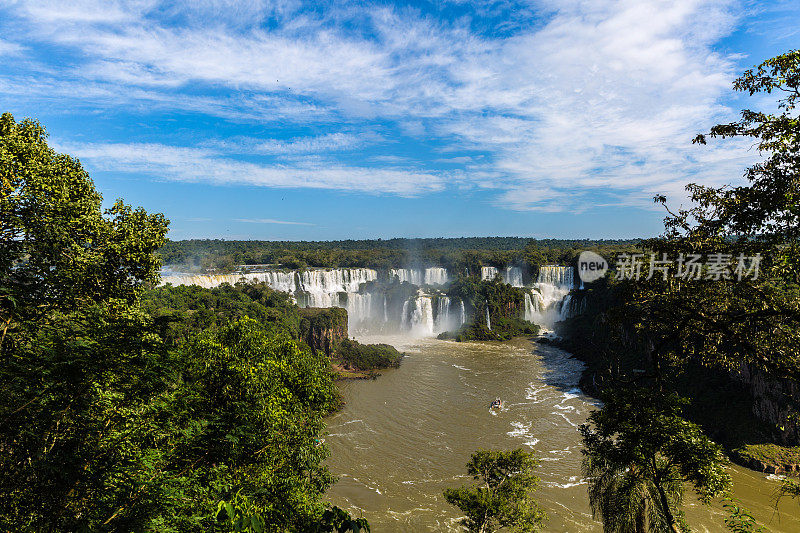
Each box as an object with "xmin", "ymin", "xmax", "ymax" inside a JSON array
[{"xmin": 657, "ymin": 483, "xmax": 682, "ymax": 533}]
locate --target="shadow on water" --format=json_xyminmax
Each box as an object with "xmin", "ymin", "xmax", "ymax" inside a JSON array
[{"xmin": 325, "ymin": 335, "xmax": 799, "ymax": 532}]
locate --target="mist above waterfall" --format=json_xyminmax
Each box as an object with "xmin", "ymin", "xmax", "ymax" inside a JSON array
[
  {"xmin": 161, "ymin": 263, "xmax": 580, "ymax": 337},
  {"xmin": 523, "ymin": 266, "xmax": 583, "ymax": 330}
]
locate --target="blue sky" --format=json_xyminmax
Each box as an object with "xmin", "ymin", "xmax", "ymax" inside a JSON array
[{"xmin": 1, "ymin": 0, "xmax": 797, "ymax": 240}]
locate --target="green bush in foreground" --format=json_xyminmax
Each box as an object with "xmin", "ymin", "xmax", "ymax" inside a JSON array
[
  {"xmin": 444, "ymin": 449, "xmax": 546, "ymax": 533},
  {"xmin": 335, "ymin": 338, "xmax": 403, "ymax": 371}
]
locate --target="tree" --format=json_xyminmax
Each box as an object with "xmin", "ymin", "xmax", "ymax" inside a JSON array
[
  {"xmin": 0, "ymin": 114, "xmax": 342, "ymax": 531},
  {"xmin": 0, "ymin": 112, "xmax": 171, "ymax": 529},
  {"xmin": 443, "ymin": 448, "xmax": 546, "ymax": 533},
  {"xmin": 580, "ymin": 389, "xmax": 730, "ymax": 533},
  {"xmin": 0, "ymin": 113, "xmax": 168, "ymax": 336},
  {"xmin": 170, "ymin": 318, "xmax": 339, "ymax": 530},
  {"xmin": 722, "ymin": 499, "xmax": 767, "ymax": 533},
  {"xmin": 639, "ymin": 50, "xmax": 800, "ymax": 382}
]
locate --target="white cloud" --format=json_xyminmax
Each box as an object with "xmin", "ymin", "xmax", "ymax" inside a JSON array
[
  {"xmin": 1, "ymin": 0, "xmax": 759, "ymax": 211},
  {"xmin": 207, "ymin": 132, "xmax": 373, "ymax": 155},
  {"xmin": 59, "ymin": 141, "xmax": 448, "ymax": 196},
  {"xmin": 0, "ymin": 39, "xmax": 23, "ymax": 56},
  {"xmin": 236, "ymin": 218, "xmax": 315, "ymax": 226}
]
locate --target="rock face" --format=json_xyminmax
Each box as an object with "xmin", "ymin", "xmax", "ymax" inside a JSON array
[
  {"xmin": 737, "ymin": 363, "xmax": 800, "ymax": 446},
  {"xmin": 298, "ymin": 307, "xmax": 348, "ymax": 357}
]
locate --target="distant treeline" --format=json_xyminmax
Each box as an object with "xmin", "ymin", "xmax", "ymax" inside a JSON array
[{"xmin": 159, "ymin": 237, "xmax": 642, "ymax": 272}]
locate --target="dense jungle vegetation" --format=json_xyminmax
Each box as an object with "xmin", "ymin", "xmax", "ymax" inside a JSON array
[
  {"xmin": 159, "ymin": 236, "xmax": 639, "ymax": 273},
  {"xmin": 0, "ymin": 112, "xmax": 369, "ymax": 532}
]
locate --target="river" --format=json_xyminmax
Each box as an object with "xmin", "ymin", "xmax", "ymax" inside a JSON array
[{"xmin": 326, "ymin": 336, "xmax": 800, "ymax": 532}]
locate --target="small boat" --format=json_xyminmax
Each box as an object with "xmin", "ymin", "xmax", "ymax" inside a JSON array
[{"xmin": 490, "ymin": 398, "xmax": 502, "ymax": 409}]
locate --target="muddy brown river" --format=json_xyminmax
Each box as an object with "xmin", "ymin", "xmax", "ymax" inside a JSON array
[{"xmin": 325, "ymin": 336, "xmax": 800, "ymax": 532}]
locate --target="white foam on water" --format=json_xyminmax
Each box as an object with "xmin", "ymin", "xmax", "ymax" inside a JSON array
[
  {"xmin": 552, "ymin": 411, "xmax": 579, "ymax": 427},
  {"xmin": 545, "ymin": 476, "xmax": 587, "ymax": 489}
]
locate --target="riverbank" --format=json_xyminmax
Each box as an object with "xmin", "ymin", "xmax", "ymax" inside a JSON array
[
  {"xmin": 326, "ymin": 335, "xmax": 800, "ymax": 532},
  {"xmin": 733, "ymin": 444, "xmax": 800, "ymax": 475},
  {"xmin": 545, "ymin": 331, "xmax": 800, "ymax": 478}
]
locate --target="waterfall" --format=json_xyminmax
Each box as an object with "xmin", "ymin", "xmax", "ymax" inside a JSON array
[
  {"xmin": 160, "ymin": 268, "xmax": 377, "ymax": 297},
  {"xmin": 503, "ymin": 266, "xmax": 524, "ymax": 287},
  {"xmin": 527, "ymin": 266, "xmax": 575, "ymax": 329},
  {"xmin": 403, "ymin": 294, "xmax": 435, "ymax": 337},
  {"xmin": 161, "ymin": 271, "xmax": 297, "ymax": 291},
  {"xmin": 432, "ymin": 296, "xmax": 465, "ymax": 334},
  {"xmin": 389, "ymin": 268, "xmax": 449, "ymax": 286},
  {"xmin": 536, "ymin": 265, "xmax": 573, "ymax": 287},
  {"xmin": 485, "ymin": 307, "xmax": 491, "ymax": 330},
  {"xmin": 158, "ymin": 265, "xmax": 487, "ymax": 337},
  {"xmin": 481, "ymin": 266, "xmax": 522, "ymax": 285},
  {"xmin": 424, "ymin": 267, "xmax": 449, "ymax": 286},
  {"xmin": 345, "ymin": 292, "xmax": 384, "ymax": 335},
  {"xmin": 523, "ymin": 292, "xmax": 538, "ymax": 321},
  {"xmin": 435, "ymin": 296, "xmax": 450, "ymax": 333},
  {"xmin": 298, "ymin": 268, "xmax": 376, "ymax": 293},
  {"xmin": 390, "ymin": 268, "xmax": 422, "ymax": 285}
]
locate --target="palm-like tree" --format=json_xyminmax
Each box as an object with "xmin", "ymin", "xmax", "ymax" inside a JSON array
[{"xmin": 580, "ymin": 389, "xmax": 730, "ymax": 533}]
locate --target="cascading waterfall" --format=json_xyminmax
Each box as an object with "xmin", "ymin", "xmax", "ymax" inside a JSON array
[
  {"xmin": 402, "ymin": 293, "xmax": 435, "ymax": 336},
  {"xmin": 481, "ymin": 266, "xmax": 498, "ymax": 280},
  {"xmin": 433, "ymin": 296, "xmax": 466, "ymax": 335},
  {"xmin": 524, "ymin": 292, "xmax": 538, "ymax": 320},
  {"xmin": 436, "ymin": 296, "xmax": 450, "ymax": 332},
  {"xmin": 481, "ymin": 266, "xmax": 522, "ymax": 286},
  {"xmin": 486, "ymin": 307, "xmax": 491, "ymax": 330},
  {"xmin": 424, "ymin": 267, "xmax": 449, "ymax": 286},
  {"xmin": 401, "ymin": 293, "xmax": 466, "ymax": 337},
  {"xmin": 161, "ymin": 271, "xmax": 298, "ymax": 292},
  {"xmin": 503, "ymin": 266, "xmax": 524, "ymax": 287},
  {"xmin": 344, "ymin": 292, "xmax": 379, "ymax": 333},
  {"xmin": 525, "ymin": 266, "xmax": 575, "ymax": 329},
  {"xmin": 160, "ymin": 262, "xmax": 580, "ymax": 337},
  {"xmin": 389, "ymin": 268, "xmax": 449, "ymax": 286}
]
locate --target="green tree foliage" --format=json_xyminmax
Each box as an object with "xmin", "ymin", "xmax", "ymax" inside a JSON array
[
  {"xmin": 215, "ymin": 499, "xmax": 370, "ymax": 533},
  {"xmin": 722, "ymin": 499, "xmax": 767, "ymax": 533},
  {"xmin": 640, "ymin": 49, "xmax": 800, "ymax": 381},
  {"xmin": 0, "ymin": 112, "xmax": 173, "ymax": 530},
  {"xmin": 141, "ymin": 282, "xmax": 301, "ymax": 346},
  {"xmin": 441, "ymin": 277, "xmax": 539, "ymax": 341},
  {"xmin": 0, "ymin": 112, "xmax": 168, "ymax": 341},
  {"xmin": 443, "ymin": 449, "xmax": 546, "ymax": 533},
  {"xmin": 172, "ymin": 318, "xmax": 339, "ymax": 530},
  {"xmin": 334, "ymin": 339, "xmax": 402, "ymax": 371},
  {"xmin": 0, "ymin": 113, "xmax": 354, "ymax": 531},
  {"xmin": 158, "ymin": 237, "xmax": 638, "ymax": 274},
  {"xmin": 580, "ymin": 389, "xmax": 731, "ymax": 533}
]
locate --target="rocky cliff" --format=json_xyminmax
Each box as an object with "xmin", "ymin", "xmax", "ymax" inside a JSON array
[
  {"xmin": 298, "ymin": 307, "xmax": 348, "ymax": 357},
  {"xmin": 737, "ymin": 363, "xmax": 800, "ymax": 446}
]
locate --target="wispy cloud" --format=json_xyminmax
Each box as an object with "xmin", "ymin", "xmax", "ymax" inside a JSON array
[
  {"xmin": 58, "ymin": 141, "xmax": 448, "ymax": 196},
  {"xmin": 0, "ymin": 0, "xmax": 763, "ymax": 212},
  {"xmin": 206, "ymin": 132, "xmax": 375, "ymax": 155},
  {"xmin": 0, "ymin": 39, "xmax": 23, "ymax": 56},
  {"xmin": 236, "ymin": 218, "xmax": 315, "ymax": 226}
]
